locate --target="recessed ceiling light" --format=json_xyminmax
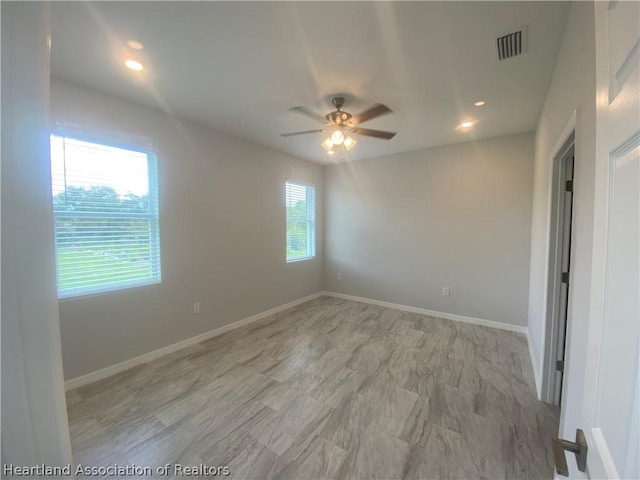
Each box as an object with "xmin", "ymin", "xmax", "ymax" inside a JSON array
[
  {"xmin": 474, "ymin": 101, "xmax": 485, "ymax": 107},
  {"xmin": 460, "ymin": 121, "xmax": 474, "ymax": 128},
  {"xmin": 124, "ymin": 59, "xmax": 144, "ymax": 71},
  {"xmin": 127, "ymin": 40, "xmax": 144, "ymax": 50}
]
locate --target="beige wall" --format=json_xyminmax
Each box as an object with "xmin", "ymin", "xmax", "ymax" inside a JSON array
[
  {"xmin": 527, "ymin": 1, "xmax": 597, "ymax": 419},
  {"xmin": 52, "ymin": 80, "xmax": 323, "ymax": 380},
  {"xmin": 323, "ymin": 133, "xmax": 534, "ymax": 327}
]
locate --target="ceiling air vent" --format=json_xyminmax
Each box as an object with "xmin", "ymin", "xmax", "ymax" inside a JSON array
[{"xmin": 497, "ymin": 28, "xmax": 527, "ymax": 60}]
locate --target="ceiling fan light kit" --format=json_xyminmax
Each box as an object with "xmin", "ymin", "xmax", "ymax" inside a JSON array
[
  {"xmin": 343, "ymin": 135, "xmax": 356, "ymax": 150},
  {"xmin": 330, "ymin": 129, "xmax": 345, "ymax": 145},
  {"xmin": 281, "ymin": 96, "xmax": 396, "ymax": 155},
  {"xmin": 321, "ymin": 132, "xmax": 357, "ymax": 155},
  {"xmin": 321, "ymin": 138, "xmax": 335, "ymax": 152}
]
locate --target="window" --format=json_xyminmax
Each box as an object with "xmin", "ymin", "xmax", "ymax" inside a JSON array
[
  {"xmin": 285, "ymin": 181, "xmax": 316, "ymax": 262},
  {"xmin": 50, "ymin": 134, "xmax": 161, "ymax": 298}
]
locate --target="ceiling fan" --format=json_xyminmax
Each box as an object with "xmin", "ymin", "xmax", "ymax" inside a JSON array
[{"xmin": 281, "ymin": 97, "xmax": 396, "ymax": 155}]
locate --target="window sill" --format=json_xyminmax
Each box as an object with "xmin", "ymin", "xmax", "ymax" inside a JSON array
[{"xmin": 286, "ymin": 256, "xmax": 315, "ymax": 264}]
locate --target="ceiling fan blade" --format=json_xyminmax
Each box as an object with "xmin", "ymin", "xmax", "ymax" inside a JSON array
[
  {"xmin": 349, "ymin": 127, "xmax": 396, "ymax": 140},
  {"xmin": 348, "ymin": 103, "xmax": 392, "ymax": 125},
  {"xmin": 280, "ymin": 129, "xmax": 326, "ymax": 137},
  {"xmin": 290, "ymin": 106, "xmax": 327, "ymax": 124}
]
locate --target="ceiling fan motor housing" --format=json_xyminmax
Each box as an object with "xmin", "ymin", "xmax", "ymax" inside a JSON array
[
  {"xmin": 327, "ymin": 97, "xmax": 351, "ymax": 125},
  {"xmin": 326, "ymin": 110, "xmax": 352, "ymax": 125}
]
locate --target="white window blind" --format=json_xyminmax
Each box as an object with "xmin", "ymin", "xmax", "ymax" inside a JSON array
[
  {"xmin": 286, "ymin": 181, "xmax": 316, "ymax": 262},
  {"xmin": 50, "ymin": 134, "xmax": 161, "ymax": 298}
]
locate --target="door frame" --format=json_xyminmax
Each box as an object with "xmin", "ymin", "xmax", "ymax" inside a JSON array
[{"xmin": 542, "ymin": 112, "xmax": 577, "ymax": 404}]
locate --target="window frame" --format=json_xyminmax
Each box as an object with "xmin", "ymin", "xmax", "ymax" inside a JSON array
[
  {"xmin": 285, "ymin": 180, "xmax": 316, "ymax": 263},
  {"xmin": 50, "ymin": 132, "xmax": 162, "ymax": 299}
]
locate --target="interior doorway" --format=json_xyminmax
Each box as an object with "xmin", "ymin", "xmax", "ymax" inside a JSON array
[{"xmin": 543, "ymin": 133, "xmax": 575, "ymax": 405}]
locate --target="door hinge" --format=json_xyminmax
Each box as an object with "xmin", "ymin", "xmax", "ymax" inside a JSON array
[
  {"xmin": 561, "ymin": 272, "xmax": 570, "ymax": 284},
  {"xmin": 552, "ymin": 429, "xmax": 588, "ymax": 476},
  {"xmin": 565, "ymin": 180, "xmax": 573, "ymax": 192},
  {"xmin": 556, "ymin": 360, "xmax": 564, "ymax": 372}
]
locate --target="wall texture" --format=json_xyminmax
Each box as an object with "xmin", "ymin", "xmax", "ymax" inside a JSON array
[
  {"xmin": 527, "ymin": 1, "xmax": 596, "ymax": 423},
  {"xmin": 324, "ymin": 133, "xmax": 534, "ymax": 327},
  {"xmin": 52, "ymin": 79, "xmax": 323, "ymax": 380}
]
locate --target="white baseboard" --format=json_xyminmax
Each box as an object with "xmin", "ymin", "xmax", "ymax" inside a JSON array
[
  {"xmin": 64, "ymin": 292, "xmax": 323, "ymax": 391},
  {"xmin": 526, "ymin": 329, "xmax": 543, "ymax": 400},
  {"xmin": 320, "ymin": 291, "xmax": 528, "ymax": 334}
]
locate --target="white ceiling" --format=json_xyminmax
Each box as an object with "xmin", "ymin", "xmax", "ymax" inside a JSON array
[{"xmin": 51, "ymin": 1, "xmax": 570, "ymax": 164}]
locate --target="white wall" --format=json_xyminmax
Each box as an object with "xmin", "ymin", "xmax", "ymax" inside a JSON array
[
  {"xmin": 1, "ymin": 3, "xmax": 72, "ymax": 465},
  {"xmin": 324, "ymin": 133, "xmax": 534, "ymax": 327},
  {"xmin": 51, "ymin": 80, "xmax": 323, "ymax": 380},
  {"xmin": 527, "ymin": 1, "xmax": 597, "ymax": 405}
]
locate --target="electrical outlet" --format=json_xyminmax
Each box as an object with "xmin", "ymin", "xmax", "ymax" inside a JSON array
[
  {"xmin": 442, "ymin": 287, "xmax": 450, "ymax": 297},
  {"xmin": 337, "ymin": 273, "xmax": 342, "ymax": 280},
  {"xmin": 193, "ymin": 302, "xmax": 200, "ymax": 314}
]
